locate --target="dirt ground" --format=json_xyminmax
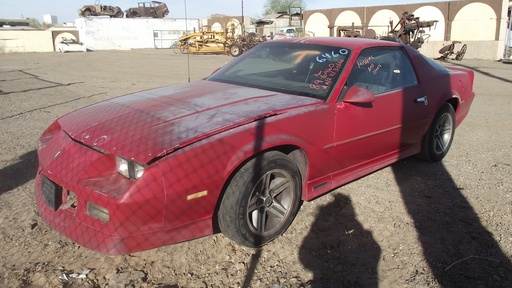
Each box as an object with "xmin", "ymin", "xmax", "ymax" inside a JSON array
[{"xmin": 0, "ymin": 49, "xmax": 511, "ymax": 288}]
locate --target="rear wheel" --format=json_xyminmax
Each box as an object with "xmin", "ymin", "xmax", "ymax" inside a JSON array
[
  {"xmin": 229, "ymin": 43, "xmax": 243, "ymax": 57},
  {"xmin": 455, "ymin": 44, "xmax": 467, "ymax": 61},
  {"xmin": 218, "ymin": 151, "xmax": 302, "ymax": 247},
  {"xmin": 418, "ymin": 103, "xmax": 455, "ymax": 162}
]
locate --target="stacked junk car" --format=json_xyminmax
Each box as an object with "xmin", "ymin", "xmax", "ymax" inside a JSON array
[
  {"xmin": 78, "ymin": 1, "xmax": 169, "ymax": 18},
  {"xmin": 78, "ymin": 1, "xmax": 124, "ymax": 18}
]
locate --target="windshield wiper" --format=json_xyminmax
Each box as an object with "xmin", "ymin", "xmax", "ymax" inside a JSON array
[{"xmin": 293, "ymin": 91, "xmax": 323, "ymax": 100}]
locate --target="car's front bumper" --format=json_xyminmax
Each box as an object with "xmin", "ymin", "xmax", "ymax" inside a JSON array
[
  {"xmin": 34, "ymin": 127, "xmax": 212, "ymax": 254},
  {"xmin": 35, "ymin": 169, "xmax": 212, "ymax": 254}
]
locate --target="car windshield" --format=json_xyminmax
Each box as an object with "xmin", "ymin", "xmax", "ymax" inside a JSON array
[{"xmin": 208, "ymin": 42, "xmax": 351, "ymax": 101}]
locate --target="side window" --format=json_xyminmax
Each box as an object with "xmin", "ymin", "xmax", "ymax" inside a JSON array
[
  {"xmin": 388, "ymin": 50, "xmax": 418, "ymax": 90},
  {"xmin": 346, "ymin": 48, "xmax": 418, "ymax": 95}
]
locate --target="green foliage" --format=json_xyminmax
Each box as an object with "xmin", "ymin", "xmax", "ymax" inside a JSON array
[
  {"xmin": 26, "ymin": 18, "xmax": 41, "ymax": 28},
  {"xmin": 263, "ymin": 0, "xmax": 306, "ymax": 16},
  {"xmin": 25, "ymin": 18, "xmax": 54, "ymax": 30}
]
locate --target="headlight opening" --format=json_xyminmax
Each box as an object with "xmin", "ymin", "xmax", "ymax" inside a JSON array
[{"xmin": 116, "ymin": 155, "xmax": 145, "ymax": 180}]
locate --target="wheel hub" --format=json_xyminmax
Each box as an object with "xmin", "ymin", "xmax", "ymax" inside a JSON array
[
  {"xmin": 257, "ymin": 195, "xmax": 273, "ymax": 207},
  {"xmin": 262, "ymin": 195, "xmax": 273, "ymax": 207}
]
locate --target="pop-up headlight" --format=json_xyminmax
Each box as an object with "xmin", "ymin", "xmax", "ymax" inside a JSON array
[{"xmin": 116, "ymin": 155, "xmax": 145, "ymax": 180}]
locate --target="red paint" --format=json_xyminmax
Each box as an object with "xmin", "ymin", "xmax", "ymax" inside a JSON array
[{"xmin": 35, "ymin": 37, "xmax": 475, "ymax": 254}]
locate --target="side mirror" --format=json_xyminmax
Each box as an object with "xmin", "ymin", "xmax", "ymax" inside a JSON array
[{"xmin": 343, "ymin": 85, "xmax": 376, "ymax": 104}]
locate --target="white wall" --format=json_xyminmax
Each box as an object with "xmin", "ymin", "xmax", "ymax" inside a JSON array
[
  {"xmin": 75, "ymin": 17, "xmax": 200, "ymax": 50},
  {"xmin": 305, "ymin": 13, "xmax": 330, "ymax": 37},
  {"xmin": 0, "ymin": 30, "xmax": 54, "ymax": 53},
  {"xmin": 0, "ymin": 18, "xmax": 201, "ymax": 53}
]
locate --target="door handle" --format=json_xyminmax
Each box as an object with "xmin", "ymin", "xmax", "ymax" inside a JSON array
[{"xmin": 416, "ymin": 96, "xmax": 428, "ymax": 105}]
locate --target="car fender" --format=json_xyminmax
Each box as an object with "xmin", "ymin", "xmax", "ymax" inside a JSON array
[
  {"xmin": 155, "ymin": 125, "xmax": 309, "ymax": 229},
  {"xmin": 434, "ymin": 89, "xmax": 460, "ymax": 109},
  {"xmin": 223, "ymin": 131, "xmax": 310, "ymax": 181}
]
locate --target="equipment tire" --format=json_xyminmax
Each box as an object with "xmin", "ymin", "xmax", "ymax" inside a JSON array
[
  {"xmin": 455, "ymin": 44, "xmax": 467, "ymax": 61},
  {"xmin": 229, "ymin": 43, "xmax": 243, "ymax": 57},
  {"xmin": 178, "ymin": 42, "xmax": 189, "ymax": 54}
]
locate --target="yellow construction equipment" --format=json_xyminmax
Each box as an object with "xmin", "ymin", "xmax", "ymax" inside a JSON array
[{"xmin": 173, "ymin": 25, "xmax": 266, "ymax": 57}]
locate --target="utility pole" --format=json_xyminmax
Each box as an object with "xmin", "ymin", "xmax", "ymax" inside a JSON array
[{"xmin": 241, "ymin": 0, "xmax": 245, "ymax": 34}]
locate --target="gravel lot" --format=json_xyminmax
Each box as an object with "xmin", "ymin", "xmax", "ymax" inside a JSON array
[{"xmin": 0, "ymin": 49, "xmax": 511, "ymax": 287}]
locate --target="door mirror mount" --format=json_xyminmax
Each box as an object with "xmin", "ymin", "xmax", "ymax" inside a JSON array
[{"xmin": 343, "ymin": 85, "xmax": 376, "ymax": 104}]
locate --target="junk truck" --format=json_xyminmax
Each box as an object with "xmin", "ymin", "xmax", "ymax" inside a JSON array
[
  {"xmin": 125, "ymin": 1, "xmax": 170, "ymax": 18},
  {"xmin": 78, "ymin": 1, "xmax": 124, "ymax": 18}
]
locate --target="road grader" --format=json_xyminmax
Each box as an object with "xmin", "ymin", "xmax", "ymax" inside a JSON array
[{"xmin": 172, "ymin": 27, "xmax": 266, "ymax": 57}]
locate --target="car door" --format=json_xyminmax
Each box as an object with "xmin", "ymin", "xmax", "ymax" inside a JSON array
[{"xmin": 329, "ymin": 47, "xmax": 430, "ymax": 180}]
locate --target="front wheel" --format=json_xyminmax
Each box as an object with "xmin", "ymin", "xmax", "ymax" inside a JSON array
[
  {"xmin": 418, "ymin": 103, "xmax": 455, "ymax": 162},
  {"xmin": 218, "ymin": 151, "xmax": 302, "ymax": 247}
]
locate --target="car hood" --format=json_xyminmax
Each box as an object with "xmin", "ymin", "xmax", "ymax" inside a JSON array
[{"xmin": 58, "ymin": 80, "xmax": 320, "ymax": 163}]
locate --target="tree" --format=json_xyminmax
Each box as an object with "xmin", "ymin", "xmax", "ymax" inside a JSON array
[
  {"xmin": 27, "ymin": 18, "xmax": 52, "ymax": 29},
  {"xmin": 263, "ymin": 0, "xmax": 306, "ymax": 16}
]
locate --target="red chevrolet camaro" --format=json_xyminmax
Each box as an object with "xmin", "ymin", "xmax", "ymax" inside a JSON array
[{"xmin": 35, "ymin": 37, "xmax": 475, "ymax": 254}]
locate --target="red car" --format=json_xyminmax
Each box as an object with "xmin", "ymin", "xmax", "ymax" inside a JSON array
[{"xmin": 35, "ymin": 37, "xmax": 475, "ymax": 254}]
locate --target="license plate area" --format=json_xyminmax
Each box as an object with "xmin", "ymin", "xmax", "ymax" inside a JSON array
[{"xmin": 42, "ymin": 175, "xmax": 63, "ymax": 211}]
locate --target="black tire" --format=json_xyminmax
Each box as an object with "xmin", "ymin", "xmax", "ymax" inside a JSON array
[
  {"xmin": 418, "ymin": 103, "xmax": 455, "ymax": 162},
  {"xmin": 82, "ymin": 10, "xmax": 92, "ymax": 17},
  {"xmin": 229, "ymin": 43, "xmax": 243, "ymax": 57},
  {"xmin": 218, "ymin": 151, "xmax": 302, "ymax": 247},
  {"xmin": 455, "ymin": 44, "xmax": 467, "ymax": 61}
]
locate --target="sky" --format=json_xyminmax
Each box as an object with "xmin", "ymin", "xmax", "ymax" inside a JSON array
[{"xmin": 0, "ymin": 0, "xmax": 446, "ymax": 24}]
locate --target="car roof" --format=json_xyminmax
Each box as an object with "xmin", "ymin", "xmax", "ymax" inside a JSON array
[{"xmin": 273, "ymin": 37, "xmax": 402, "ymax": 50}]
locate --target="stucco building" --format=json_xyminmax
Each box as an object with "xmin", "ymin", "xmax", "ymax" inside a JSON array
[{"xmin": 301, "ymin": 0, "xmax": 510, "ymax": 59}]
